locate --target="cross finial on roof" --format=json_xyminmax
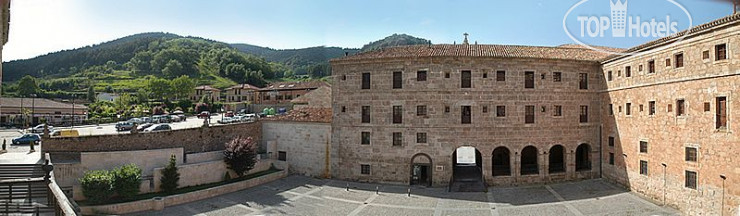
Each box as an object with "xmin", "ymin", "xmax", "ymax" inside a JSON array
[{"xmin": 463, "ymin": 33, "xmax": 469, "ymax": 45}]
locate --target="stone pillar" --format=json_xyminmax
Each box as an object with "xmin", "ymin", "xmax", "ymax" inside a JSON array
[{"xmin": 513, "ymin": 151, "xmax": 520, "ymax": 184}]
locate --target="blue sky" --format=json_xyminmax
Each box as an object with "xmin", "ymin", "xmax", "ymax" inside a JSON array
[{"xmin": 3, "ymin": 0, "xmax": 731, "ymax": 61}]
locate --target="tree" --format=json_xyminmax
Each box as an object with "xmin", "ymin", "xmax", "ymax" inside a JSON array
[
  {"xmin": 136, "ymin": 88, "xmax": 149, "ymax": 103},
  {"xmin": 79, "ymin": 170, "xmax": 114, "ymax": 204},
  {"xmin": 147, "ymin": 78, "xmax": 172, "ymax": 100},
  {"xmin": 160, "ymin": 154, "xmax": 180, "ymax": 193},
  {"xmin": 17, "ymin": 75, "xmax": 39, "ymax": 97},
  {"xmin": 223, "ymin": 137, "xmax": 258, "ymax": 177},
  {"xmin": 129, "ymin": 51, "xmax": 154, "ymax": 75},
  {"xmin": 111, "ymin": 164, "xmax": 141, "ymax": 199},
  {"xmin": 87, "ymin": 85, "xmax": 96, "ymax": 102},
  {"xmin": 162, "ymin": 59, "xmax": 184, "ymax": 78},
  {"xmin": 171, "ymin": 75, "xmax": 195, "ymax": 100},
  {"xmin": 113, "ymin": 93, "xmax": 134, "ymax": 112}
]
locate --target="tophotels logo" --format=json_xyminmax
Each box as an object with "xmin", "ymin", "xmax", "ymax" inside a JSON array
[{"xmin": 563, "ymin": 0, "xmax": 693, "ymax": 56}]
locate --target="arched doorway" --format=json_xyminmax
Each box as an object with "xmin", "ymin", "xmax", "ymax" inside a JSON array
[
  {"xmin": 492, "ymin": 147, "xmax": 511, "ymax": 176},
  {"xmin": 576, "ymin": 144, "xmax": 591, "ymax": 171},
  {"xmin": 520, "ymin": 146, "xmax": 539, "ymax": 175},
  {"xmin": 548, "ymin": 145, "xmax": 565, "ymax": 174},
  {"xmin": 450, "ymin": 146, "xmax": 484, "ymax": 192},
  {"xmin": 410, "ymin": 153, "xmax": 432, "ymax": 187}
]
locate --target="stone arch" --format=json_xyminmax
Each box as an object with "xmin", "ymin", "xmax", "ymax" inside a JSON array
[
  {"xmin": 492, "ymin": 146, "xmax": 511, "ymax": 176},
  {"xmin": 410, "ymin": 153, "xmax": 433, "ymax": 187},
  {"xmin": 520, "ymin": 146, "xmax": 539, "ymax": 175},
  {"xmin": 548, "ymin": 145, "xmax": 565, "ymax": 174},
  {"xmin": 576, "ymin": 143, "xmax": 592, "ymax": 171}
]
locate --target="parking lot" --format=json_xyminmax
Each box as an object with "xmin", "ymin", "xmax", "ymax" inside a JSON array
[{"xmin": 129, "ymin": 175, "xmax": 679, "ymax": 216}]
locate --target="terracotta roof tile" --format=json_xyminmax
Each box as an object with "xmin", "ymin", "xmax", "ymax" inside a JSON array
[
  {"xmin": 225, "ymin": 84, "xmax": 260, "ymax": 90},
  {"xmin": 259, "ymin": 81, "xmax": 328, "ymax": 91},
  {"xmin": 195, "ymin": 85, "xmax": 221, "ymax": 91},
  {"xmin": 263, "ymin": 108, "xmax": 332, "ymax": 123},
  {"xmin": 0, "ymin": 97, "xmax": 88, "ymax": 109}
]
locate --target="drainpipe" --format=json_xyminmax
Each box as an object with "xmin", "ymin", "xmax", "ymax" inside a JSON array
[
  {"xmin": 720, "ymin": 174, "xmax": 726, "ymax": 216},
  {"xmin": 599, "ymin": 125, "xmax": 603, "ymax": 178},
  {"xmin": 662, "ymin": 163, "xmax": 667, "ymax": 206}
]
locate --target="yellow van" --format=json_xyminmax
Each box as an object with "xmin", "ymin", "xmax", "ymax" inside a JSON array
[{"xmin": 51, "ymin": 130, "xmax": 79, "ymax": 138}]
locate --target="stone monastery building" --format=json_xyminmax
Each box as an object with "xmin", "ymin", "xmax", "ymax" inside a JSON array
[{"xmin": 330, "ymin": 14, "xmax": 740, "ymax": 215}]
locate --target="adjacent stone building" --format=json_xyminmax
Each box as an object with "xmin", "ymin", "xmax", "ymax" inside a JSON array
[
  {"xmin": 190, "ymin": 85, "xmax": 221, "ymax": 102},
  {"xmin": 330, "ymin": 13, "xmax": 740, "ymax": 215},
  {"xmin": 257, "ymin": 81, "xmax": 327, "ymax": 104}
]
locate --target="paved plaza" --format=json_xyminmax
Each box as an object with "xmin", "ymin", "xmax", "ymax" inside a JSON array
[{"xmin": 129, "ymin": 175, "xmax": 679, "ymax": 216}]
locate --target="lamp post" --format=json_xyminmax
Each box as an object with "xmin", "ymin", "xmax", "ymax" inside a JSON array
[
  {"xmin": 31, "ymin": 94, "xmax": 36, "ymax": 126},
  {"xmin": 71, "ymin": 97, "xmax": 75, "ymax": 128},
  {"xmin": 21, "ymin": 97, "xmax": 24, "ymax": 128}
]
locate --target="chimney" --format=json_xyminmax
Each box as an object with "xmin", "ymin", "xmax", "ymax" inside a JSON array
[
  {"xmin": 463, "ymin": 33, "xmax": 469, "ymax": 45},
  {"xmin": 344, "ymin": 52, "xmax": 349, "ymax": 56},
  {"xmin": 735, "ymin": 0, "xmax": 739, "ymax": 14}
]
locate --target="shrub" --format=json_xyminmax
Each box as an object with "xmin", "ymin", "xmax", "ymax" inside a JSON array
[
  {"xmin": 223, "ymin": 136, "xmax": 258, "ymax": 177},
  {"xmin": 79, "ymin": 170, "xmax": 114, "ymax": 203},
  {"xmin": 160, "ymin": 154, "xmax": 180, "ymax": 193},
  {"xmin": 112, "ymin": 164, "xmax": 142, "ymax": 199}
]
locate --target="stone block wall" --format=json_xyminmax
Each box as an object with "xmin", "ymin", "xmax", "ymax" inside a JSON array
[
  {"xmin": 331, "ymin": 57, "xmax": 604, "ymax": 187},
  {"xmin": 601, "ymin": 23, "xmax": 740, "ymax": 215},
  {"xmin": 42, "ymin": 121, "xmax": 262, "ymax": 154},
  {"xmin": 262, "ymin": 121, "xmax": 331, "ymax": 178}
]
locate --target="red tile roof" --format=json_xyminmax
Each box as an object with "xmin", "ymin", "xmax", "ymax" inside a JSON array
[
  {"xmin": 331, "ymin": 44, "xmax": 612, "ymax": 63},
  {"xmin": 195, "ymin": 85, "xmax": 221, "ymax": 92},
  {"xmin": 259, "ymin": 81, "xmax": 328, "ymax": 91},
  {"xmin": 0, "ymin": 97, "xmax": 88, "ymax": 110},
  {"xmin": 225, "ymin": 84, "xmax": 260, "ymax": 90}
]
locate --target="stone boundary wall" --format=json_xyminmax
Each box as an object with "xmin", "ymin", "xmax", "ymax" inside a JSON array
[
  {"xmin": 152, "ymin": 159, "xmax": 277, "ymax": 192},
  {"xmin": 262, "ymin": 121, "xmax": 331, "ymax": 178},
  {"xmin": 80, "ymin": 168, "xmax": 288, "ymax": 215},
  {"xmin": 185, "ymin": 151, "xmax": 223, "ymax": 164},
  {"xmin": 42, "ymin": 121, "xmax": 262, "ymax": 154}
]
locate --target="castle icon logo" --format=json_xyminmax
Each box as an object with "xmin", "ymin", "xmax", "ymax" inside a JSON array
[{"xmin": 610, "ymin": 0, "xmax": 627, "ymax": 37}]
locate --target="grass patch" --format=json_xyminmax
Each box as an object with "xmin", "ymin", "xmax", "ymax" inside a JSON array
[{"xmin": 78, "ymin": 168, "xmax": 282, "ymax": 206}]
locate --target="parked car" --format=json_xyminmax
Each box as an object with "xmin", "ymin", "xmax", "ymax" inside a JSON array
[
  {"xmin": 172, "ymin": 110, "xmax": 184, "ymax": 115},
  {"xmin": 198, "ymin": 111, "xmax": 211, "ymax": 119},
  {"xmin": 136, "ymin": 123, "xmax": 154, "ymax": 131},
  {"xmin": 225, "ymin": 111, "xmax": 235, "ymax": 118},
  {"xmin": 152, "ymin": 115, "xmax": 170, "ymax": 124},
  {"xmin": 50, "ymin": 130, "xmax": 79, "ymax": 138},
  {"xmin": 115, "ymin": 121, "xmax": 135, "ymax": 131},
  {"xmin": 244, "ymin": 114, "xmax": 257, "ymax": 122},
  {"xmin": 143, "ymin": 124, "xmax": 172, "ymax": 133},
  {"xmin": 12, "ymin": 134, "xmax": 41, "ymax": 145},
  {"xmin": 128, "ymin": 118, "xmax": 144, "ymax": 124},
  {"xmin": 29, "ymin": 124, "xmax": 53, "ymax": 133},
  {"xmin": 177, "ymin": 114, "xmax": 187, "ymax": 121},
  {"xmin": 217, "ymin": 117, "xmax": 233, "ymax": 124},
  {"xmin": 141, "ymin": 117, "xmax": 152, "ymax": 123}
]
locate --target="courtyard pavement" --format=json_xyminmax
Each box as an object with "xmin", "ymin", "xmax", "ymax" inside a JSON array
[{"xmin": 129, "ymin": 175, "xmax": 679, "ymax": 216}]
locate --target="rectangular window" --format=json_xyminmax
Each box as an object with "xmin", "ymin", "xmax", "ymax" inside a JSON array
[
  {"xmin": 625, "ymin": 66, "xmax": 631, "ymax": 77},
  {"xmin": 461, "ymin": 70, "xmax": 472, "ymax": 88},
  {"xmin": 392, "ymin": 132, "xmax": 402, "ymax": 146},
  {"xmin": 417, "ymin": 71, "xmax": 427, "ymax": 81},
  {"xmin": 579, "ymin": 73, "xmax": 588, "ymax": 90},
  {"xmin": 648, "ymin": 60, "xmax": 655, "ymax": 73},
  {"xmin": 608, "ymin": 136, "xmax": 615, "ymax": 147},
  {"xmin": 639, "ymin": 141, "xmax": 648, "ymax": 153},
  {"xmin": 677, "ymin": 99, "xmax": 686, "ymax": 116},
  {"xmin": 617, "ymin": 70, "xmax": 621, "ymax": 77},
  {"xmin": 392, "ymin": 106, "xmax": 403, "ymax": 124},
  {"xmin": 393, "ymin": 71, "xmax": 402, "ymax": 89},
  {"xmin": 675, "ymin": 53, "xmax": 684, "ymax": 68},
  {"xmin": 639, "ymin": 104, "xmax": 644, "ymax": 112},
  {"xmin": 445, "ymin": 106, "xmax": 450, "ymax": 113},
  {"xmin": 554, "ymin": 105, "xmax": 563, "ymax": 117},
  {"xmin": 525, "ymin": 71, "xmax": 535, "ymax": 89},
  {"xmin": 361, "ymin": 132, "xmax": 370, "ymax": 145},
  {"xmin": 417, "ymin": 105, "xmax": 427, "ymax": 116},
  {"xmin": 362, "ymin": 73, "xmax": 371, "ymax": 89},
  {"xmin": 608, "ymin": 104, "xmax": 614, "ymax": 116},
  {"xmin": 496, "ymin": 71, "xmax": 506, "ymax": 81},
  {"xmin": 685, "ymin": 171, "xmax": 697, "ymax": 189},
  {"xmin": 639, "ymin": 64, "xmax": 644, "ymax": 72},
  {"xmin": 496, "ymin": 106, "xmax": 506, "ymax": 117},
  {"xmin": 702, "ymin": 50, "xmax": 710, "ymax": 60},
  {"xmin": 416, "ymin": 133, "xmax": 427, "ymax": 143},
  {"xmin": 716, "ymin": 44, "xmax": 727, "ymax": 61},
  {"xmin": 278, "ymin": 151, "xmax": 287, "ymax": 161},
  {"xmin": 362, "ymin": 106, "xmax": 370, "ymax": 123},
  {"xmin": 525, "ymin": 105, "xmax": 535, "ymax": 124},
  {"xmin": 665, "ymin": 58, "xmax": 671, "ymax": 67},
  {"xmin": 717, "ymin": 97, "xmax": 727, "ymax": 129},
  {"xmin": 553, "ymin": 72, "xmax": 562, "ymax": 82},
  {"xmin": 361, "ymin": 164, "xmax": 371, "ymax": 175},
  {"xmin": 461, "ymin": 106, "xmax": 471, "ymax": 124},
  {"xmin": 483, "ymin": 72, "xmax": 488, "ymax": 78},
  {"xmin": 704, "ymin": 102, "xmax": 711, "ymax": 112},
  {"xmin": 342, "ymin": 106, "xmax": 346, "ymax": 113},
  {"xmin": 482, "ymin": 106, "xmax": 488, "ymax": 113},
  {"xmin": 668, "ymin": 104, "xmax": 673, "ymax": 112},
  {"xmin": 685, "ymin": 147, "xmax": 697, "ymax": 162},
  {"xmin": 639, "ymin": 160, "xmax": 648, "ymax": 175},
  {"xmin": 445, "ymin": 72, "xmax": 450, "ymax": 78},
  {"xmin": 626, "ymin": 103, "xmax": 632, "ymax": 116},
  {"xmin": 609, "ymin": 153, "xmax": 615, "ymax": 165},
  {"xmin": 649, "ymin": 101, "xmax": 656, "ymax": 115},
  {"xmin": 608, "ymin": 71, "xmax": 613, "ymax": 81},
  {"xmin": 580, "ymin": 105, "xmax": 588, "ymax": 123}
]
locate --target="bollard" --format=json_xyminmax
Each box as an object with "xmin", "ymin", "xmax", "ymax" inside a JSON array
[
  {"xmin": 407, "ymin": 188, "xmax": 411, "ymax": 197},
  {"xmin": 346, "ymin": 183, "xmax": 349, "ymax": 191},
  {"xmin": 29, "ymin": 141, "xmax": 35, "ymax": 152},
  {"xmin": 2, "ymin": 140, "xmax": 5, "ymax": 151},
  {"xmin": 376, "ymin": 186, "xmax": 379, "ymax": 195}
]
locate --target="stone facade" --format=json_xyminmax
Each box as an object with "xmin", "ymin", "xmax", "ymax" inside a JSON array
[
  {"xmin": 262, "ymin": 121, "xmax": 332, "ymax": 178},
  {"xmin": 331, "ymin": 56, "xmax": 603, "ymax": 187},
  {"xmin": 42, "ymin": 121, "xmax": 262, "ymax": 154},
  {"xmin": 600, "ymin": 18, "xmax": 740, "ymax": 216}
]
